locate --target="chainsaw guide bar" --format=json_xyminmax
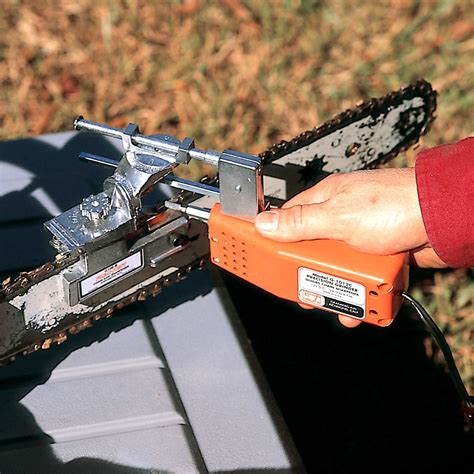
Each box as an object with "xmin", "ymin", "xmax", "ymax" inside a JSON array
[{"xmin": 0, "ymin": 79, "xmax": 437, "ymax": 365}]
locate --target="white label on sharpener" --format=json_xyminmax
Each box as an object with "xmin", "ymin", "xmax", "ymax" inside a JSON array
[
  {"xmin": 80, "ymin": 252, "xmax": 143, "ymax": 298},
  {"xmin": 298, "ymin": 267, "xmax": 366, "ymax": 319}
]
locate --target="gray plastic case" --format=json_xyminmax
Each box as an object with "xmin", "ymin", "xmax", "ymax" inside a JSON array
[{"xmin": 0, "ymin": 131, "xmax": 304, "ymax": 473}]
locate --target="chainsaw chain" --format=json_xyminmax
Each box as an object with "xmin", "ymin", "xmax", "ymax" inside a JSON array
[
  {"xmin": 0, "ymin": 255, "xmax": 207, "ymax": 366},
  {"xmin": 259, "ymin": 78, "xmax": 437, "ymax": 169},
  {"xmin": 0, "ymin": 80, "xmax": 437, "ymax": 365},
  {"xmin": 0, "ymin": 181, "xmax": 211, "ymax": 366},
  {"xmin": 0, "ymin": 254, "xmax": 77, "ymax": 302}
]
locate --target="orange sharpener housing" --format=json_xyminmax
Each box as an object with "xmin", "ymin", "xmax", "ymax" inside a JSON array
[{"xmin": 209, "ymin": 204, "xmax": 409, "ymax": 327}]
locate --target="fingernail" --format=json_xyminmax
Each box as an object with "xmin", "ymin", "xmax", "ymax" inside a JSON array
[{"xmin": 256, "ymin": 211, "xmax": 279, "ymax": 232}]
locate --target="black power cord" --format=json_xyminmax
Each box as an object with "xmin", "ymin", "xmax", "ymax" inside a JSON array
[{"xmin": 401, "ymin": 292, "xmax": 474, "ymax": 431}]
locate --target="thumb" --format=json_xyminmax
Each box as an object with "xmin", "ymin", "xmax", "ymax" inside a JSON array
[{"xmin": 255, "ymin": 203, "xmax": 332, "ymax": 242}]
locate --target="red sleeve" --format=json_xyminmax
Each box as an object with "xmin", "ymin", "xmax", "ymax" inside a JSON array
[{"xmin": 415, "ymin": 137, "xmax": 474, "ymax": 268}]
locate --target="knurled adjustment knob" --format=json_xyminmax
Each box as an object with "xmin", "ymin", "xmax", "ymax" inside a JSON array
[{"xmin": 80, "ymin": 193, "xmax": 110, "ymax": 221}]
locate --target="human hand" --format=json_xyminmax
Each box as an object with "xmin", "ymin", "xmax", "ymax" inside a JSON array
[{"xmin": 254, "ymin": 168, "xmax": 447, "ymax": 327}]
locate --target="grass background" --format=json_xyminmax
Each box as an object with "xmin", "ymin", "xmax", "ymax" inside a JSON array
[{"xmin": 0, "ymin": 0, "xmax": 472, "ymax": 390}]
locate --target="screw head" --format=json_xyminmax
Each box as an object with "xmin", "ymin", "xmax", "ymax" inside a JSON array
[{"xmin": 80, "ymin": 193, "xmax": 110, "ymax": 221}]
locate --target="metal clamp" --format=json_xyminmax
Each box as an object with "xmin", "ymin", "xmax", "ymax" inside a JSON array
[
  {"xmin": 74, "ymin": 117, "xmax": 264, "ymax": 219},
  {"xmin": 218, "ymin": 150, "xmax": 263, "ymax": 218}
]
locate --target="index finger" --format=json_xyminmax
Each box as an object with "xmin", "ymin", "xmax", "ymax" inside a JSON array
[{"xmin": 282, "ymin": 174, "xmax": 341, "ymax": 208}]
